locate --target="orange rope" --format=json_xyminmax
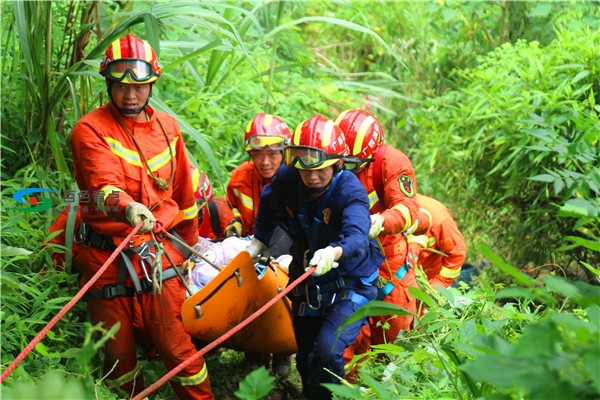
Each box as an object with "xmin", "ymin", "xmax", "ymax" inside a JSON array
[
  {"xmin": 132, "ymin": 266, "xmax": 316, "ymax": 400},
  {"xmin": 0, "ymin": 222, "xmax": 144, "ymax": 384}
]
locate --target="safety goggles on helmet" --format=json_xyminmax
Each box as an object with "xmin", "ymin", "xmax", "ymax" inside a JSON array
[
  {"xmin": 284, "ymin": 146, "xmax": 343, "ymax": 170},
  {"xmin": 104, "ymin": 59, "xmax": 159, "ymax": 83},
  {"xmin": 244, "ymin": 135, "xmax": 286, "ymax": 152},
  {"xmin": 343, "ymin": 156, "xmax": 374, "ymax": 173}
]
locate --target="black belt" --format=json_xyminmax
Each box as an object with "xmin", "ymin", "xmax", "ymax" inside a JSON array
[
  {"xmin": 84, "ymin": 266, "xmax": 184, "ymax": 300},
  {"xmin": 77, "ymin": 222, "xmax": 191, "ymax": 299},
  {"xmin": 291, "ymin": 276, "xmax": 363, "ymax": 297}
]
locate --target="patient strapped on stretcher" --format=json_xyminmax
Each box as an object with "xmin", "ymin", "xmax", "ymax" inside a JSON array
[{"xmin": 186, "ymin": 236, "xmax": 291, "ymax": 294}]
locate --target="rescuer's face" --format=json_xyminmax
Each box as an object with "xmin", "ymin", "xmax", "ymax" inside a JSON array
[
  {"xmin": 298, "ymin": 166, "xmax": 334, "ymax": 190},
  {"xmin": 250, "ymin": 149, "xmax": 283, "ymax": 179},
  {"xmin": 110, "ymin": 83, "xmax": 151, "ymax": 117}
]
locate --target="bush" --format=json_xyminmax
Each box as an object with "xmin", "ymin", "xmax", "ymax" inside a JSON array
[{"xmin": 408, "ymin": 24, "xmax": 600, "ymax": 271}]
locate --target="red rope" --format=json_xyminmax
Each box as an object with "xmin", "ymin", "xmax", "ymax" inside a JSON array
[
  {"xmin": 132, "ymin": 266, "xmax": 316, "ymax": 400},
  {"xmin": 0, "ymin": 222, "xmax": 144, "ymax": 384}
]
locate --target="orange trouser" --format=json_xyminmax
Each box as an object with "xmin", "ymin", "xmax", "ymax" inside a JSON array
[
  {"xmin": 344, "ymin": 252, "xmax": 417, "ymax": 365},
  {"xmin": 88, "ymin": 278, "xmax": 214, "ymax": 399}
]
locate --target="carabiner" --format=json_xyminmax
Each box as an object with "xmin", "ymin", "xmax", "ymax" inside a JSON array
[
  {"xmin": 139, "ymin": 251, "xmax": 156, "ymax": 283},
  {"xmin": 306, "ymin": 284, "xmax": 322, "ymax": 310}
]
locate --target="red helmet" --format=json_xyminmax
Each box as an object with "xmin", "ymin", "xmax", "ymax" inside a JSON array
[
  {"xmin": 335, "ymin": 109, "xmax": 384, "ymax": 158},
  {"xmin": 244, "ymin": 113, "xmax": 292, "ymax": 152},
  {"xmin": 284, "ymin": 114, "xmax": 348, "ymax": 170},
  {"xmin": 99, "ymin": 34, "xmax": 161, "ymax": 84},
  {"xmin": 191, "ymin": 167, "xmax": 214, "ymax": 206}
]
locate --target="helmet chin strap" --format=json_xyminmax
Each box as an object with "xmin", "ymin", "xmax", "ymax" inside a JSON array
[
  {"xmin": 303, "ymin": 165, "xmax": 342, "ymax": 196},
  {"xmin": 106, "ymin": 81, "xmax": 152, "ymax": 116}
]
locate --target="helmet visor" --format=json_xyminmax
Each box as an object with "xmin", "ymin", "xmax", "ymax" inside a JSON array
[
  {"xmin": 343, "ymin": 157, "xmax": 374, "ymax": 173},
  {"xmin": 245, "ymin": 135, "xmax": 286, "ymax": 151},
  {"xmin": 105, "ymin": 59, "xmax": 158, "ymax": 83},
  {"xmin": 284, "ymin": 146, "xmax": 342, "ymax": 170}
]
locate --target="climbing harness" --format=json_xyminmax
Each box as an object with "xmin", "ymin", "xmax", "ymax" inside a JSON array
[{"xmin": 75, "ymin": 221, "xmax": 192, "ymax": 298}]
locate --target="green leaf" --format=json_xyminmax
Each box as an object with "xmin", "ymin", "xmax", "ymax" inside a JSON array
[
  {"xmin": 234, "ymin": 367, "xmax": 275, "ymax": 400},
  {"xmin": 479, "ymin": 246, "xmax": 535, "ymax": 287},
  {"xmin": 360, "ymin": 369, "xmax": 394, "ymax": 398},
  {"xmin": 581, "ymin": 348, "xmax": 600, "ymax": 394},
  {"xmin": 542, "ymin": 275, "xmax": 600, "ymax": 307},
  {"xmin": 513, "ymin": 319, "xmax": 559, "ymax": 357},
  {"xmin": 529, "ymin": 173, "xmax": 555, "ymax": 182},
  {"xmin": 338, "ymin": 300, "xmax": 413, "ymax": 333},
  {"xmin": 407, "ymin": 286, "xmax": 434, "ymax": 307},
  {"xmin": 564, "ymin": 236, "xmax": 600, "ymax": 252},
  {"xmin": 0, "ymin": 244, "xmax": 33, "ymax": 257},
  {"xmin": 571, "ymin": 70, "xmax": 591, "ymax": 85},
  {"xmin": 34, "ymin": 342, "xmax": 50, "ymax": 357},
  {"xmin": 495, "ymin": 287, "xmax": 557, "ymax": 306},
  {"xmin": 461, "ymin": 355, "xmax": 555, "ymax": 390}
]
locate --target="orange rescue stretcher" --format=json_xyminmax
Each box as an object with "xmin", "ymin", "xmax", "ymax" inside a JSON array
[{"xmin": 181, "ymin": 251, "xmax": 298, "ymax": 354}]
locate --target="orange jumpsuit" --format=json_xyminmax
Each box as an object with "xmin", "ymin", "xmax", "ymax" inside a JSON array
[
  {"xmin": 71, "ymin": 103, "xmax": 213, "ymax": 399},
  {"xmin": 345, "ymin": 144, "xmax": 420, "ymax": 363},
  {"xmin": 409, "ymin": 194, "xmax": 467, "ymax": 288},
  {"xmin": 226, "ymin": 161, "xmax": 268, "ymax": 236}
]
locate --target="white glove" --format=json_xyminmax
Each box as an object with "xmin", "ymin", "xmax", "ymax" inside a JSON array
[
  {"xmin": 368, "ymin": 214, "xmax": 385, "ymax": 239},
  {"xmin": 125, "ymin": 202, "xmax": 155, "ymax": 233},
  {"xmin": 245, "ymin": 238, "xmax": 267, "ymax": 262},
  {"xmin": 306, "ymin": 246, "xmax": 338, "ymax": 276}
]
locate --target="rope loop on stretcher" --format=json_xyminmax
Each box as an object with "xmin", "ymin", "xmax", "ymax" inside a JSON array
[
  {"xmin": 132, "ymin": 266, "xmax": 317, "ymax": 400},
  {"xmin": 0, "ymin": 222, "xmax": 145, "ymax": 384}
]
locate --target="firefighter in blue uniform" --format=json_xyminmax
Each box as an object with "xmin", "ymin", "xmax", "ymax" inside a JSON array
[{"xmin": 245, "ymin": 114, "xmax": 384, "ymax": 400}]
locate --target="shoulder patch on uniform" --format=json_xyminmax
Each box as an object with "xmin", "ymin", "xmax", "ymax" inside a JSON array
[{"xmin": 398, "ymin": 175, "xmax": 415, "ymax": 197}]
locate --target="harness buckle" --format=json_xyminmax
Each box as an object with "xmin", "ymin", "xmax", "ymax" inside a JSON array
[
  {"xmin": 102, "ymin": 285, "xmax": 118, "ymax": 299},
  {"xmin": 138, "ymin": 243, "xmax": 156, "ymax": 283},
  {"xmin": 306, "ymin": 284, "xmax": 322, "ymax": 310}
]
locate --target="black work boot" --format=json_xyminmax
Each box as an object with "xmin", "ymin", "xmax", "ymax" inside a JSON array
[{"xmin": 272, "ymin": 354, "xmax": 292, "ymax": 378}]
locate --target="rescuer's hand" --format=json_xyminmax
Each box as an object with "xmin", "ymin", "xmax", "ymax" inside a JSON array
[
  {"xmin": 245, "ymin": 238, "xmax": 267, "ymax": 263},
  {"xmin": 224, "ymin": 218, "xmax": 243, "ymax": 238},
  {"xmin": 307, "ymin": 246, "xmax": 339, "ymax": 276},
  {"xmin": 368, "ymin": 213, "xmax": 385, "ymax": 239},
  {"xmin": 125, "ymin": 202, "xmax": 156, "ymax": 233}
]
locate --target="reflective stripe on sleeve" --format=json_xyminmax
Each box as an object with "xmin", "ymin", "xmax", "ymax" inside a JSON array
[
  {"xmin": 106, "ymin": 362, "xmax": 142, "ymax": 389},
  {"xmin": 171, "ymin": 363, "xmax": 209, "ymax": 386},
  {"xmin": 390, "ymin": 203, "xmax": 412, "ymax": 231},
  {"xmin": 234, "ymin": 189, "xmax": 254, "ymax": 212},
  {"xmin": 182, "ymin": 203, "xmax": 199, "ymax": 220},
  {"xmin": 368, "ymin": 190, "xmax": 379, "ymax": 209},
  {"xmin": 440, "ymin": 265, "xmax": 461, "ymax": 279},
  {"xmin": 98, "ymin": 185, "xmax": 125, "ymax": 216}
]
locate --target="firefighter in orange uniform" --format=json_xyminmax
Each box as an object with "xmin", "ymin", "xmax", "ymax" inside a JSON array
[
  {"xmin": 70, "ymin": 34, "xmax": 213, "ymax": 399},
  {"xmin": 408, "ymin": 194, "xmax": 467, "ymax": 288},
  {"xmin": 191, "ymin": 167, "xmax": 235, "ymax": 240},
  {"xmin": 225, "ymin": 113, "xmax": 291, "ymax": 239},
  {"xmin": 336, "ymin": 109, "xmax": 420, "ymax": 356},
  {"xmin": 225, "ymin": 113, "xmax": 294, "ymax": 376}
]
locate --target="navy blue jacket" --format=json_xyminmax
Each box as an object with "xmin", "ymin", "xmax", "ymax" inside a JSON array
[{"xmin": 254, "ymin": 166, "xmax": 384, "ymax": 284}]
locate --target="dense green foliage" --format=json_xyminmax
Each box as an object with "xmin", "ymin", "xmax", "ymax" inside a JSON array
[
  {"xmin": 409, "ymin": 26, "xmax": 600, "ymax": 272},
  {"xmin": 1, "ymin": 1, "xmax": 599, "ymax": 399}
]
